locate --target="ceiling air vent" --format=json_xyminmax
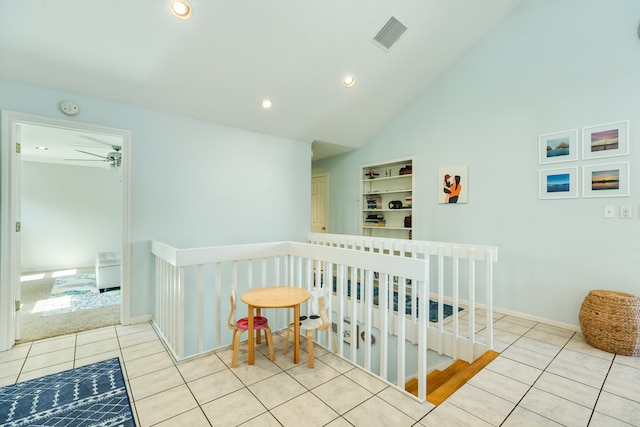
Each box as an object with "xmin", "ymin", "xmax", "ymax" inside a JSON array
[{"xmin": 372, "ymin": 16, "xmax": 407, "ymax": 51}]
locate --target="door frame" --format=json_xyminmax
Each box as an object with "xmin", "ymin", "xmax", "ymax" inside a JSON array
[{"xmin": 0, "ymin": 111, "xmax": 132, "ymax": 351}]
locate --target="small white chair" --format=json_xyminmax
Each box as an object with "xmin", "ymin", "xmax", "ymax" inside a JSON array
[{"xmin": 283, "ymin": 286, "xmax": 337, "ymax": 368}]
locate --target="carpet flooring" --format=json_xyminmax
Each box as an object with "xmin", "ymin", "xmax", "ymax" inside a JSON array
[{"xmin": 18, "ymin": 268, "xmax": 120, "ymax": 343}]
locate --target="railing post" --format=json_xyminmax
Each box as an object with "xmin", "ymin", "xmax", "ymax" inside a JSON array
[
  {"xmin": 437, "ymin": 247, "xmax": 445, "ymax": 354},
  {"xmin": 215, "ymin": 263, "xmax": 222, "ymax": 348},
  {"xmin": 396, "ymin": 275, "xmax": 406, "ymax": 391},
  {"xmin": 452, "ymin": 247, "xmax": 460, "ymax": 360},
  {"xmin": 176, "ymin": 266, "xmax": 185, "ymax": 360},
  {"xmin": 417, "ymin": 279, "xmax": 428, "ymax": 401},
  {"xmin": 197, "ymin": 264, "xmax": 204, "ymax": 354},
  {"xmin": 485, "ymin": 251, "xmax": 494, "ymax": 351},
  {"xmin": 364, "ymin": 269, "xmax": 374, "ymax": 371},
  {"xmin": 467, "ymin": 253, "xmax": 476, "ymax": 361}
]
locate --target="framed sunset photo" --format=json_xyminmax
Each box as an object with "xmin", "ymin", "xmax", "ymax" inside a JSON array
[
  {"xmin": 582, "ymin": 162, "xmax": 629, "ymax": 198},
  {"xmin": 582, "ymin": 121, "xmax": 629, "ymax": 160}
]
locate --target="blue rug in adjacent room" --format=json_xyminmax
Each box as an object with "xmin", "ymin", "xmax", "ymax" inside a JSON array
[
  {"xmin": 0, "ymin": 357, "xmax": 135, "ymax": 426},
  {"xmin": 428, "ymin": 299, "xmax": 464, "ymax": 322},
  {"xmin": 33, "ymin": 273, "xmax": 121, "ymax": 316},
  {"xmin": 50, "ymin": 273, "xmax": 99, "ymax": 298}
]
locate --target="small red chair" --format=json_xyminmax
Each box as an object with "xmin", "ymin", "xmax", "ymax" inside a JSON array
[{"xmin": 227, "ymin": 288, "xmax": 275, "ymax": 367}]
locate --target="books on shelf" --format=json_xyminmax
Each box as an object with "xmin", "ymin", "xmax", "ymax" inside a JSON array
[
  {"xmin": 365, "ymin": 213, "xmax": 385, "ymax": 226},
  {"xmin": 366, "ymin": 195, "xmax": 382, "ymax": 209}
]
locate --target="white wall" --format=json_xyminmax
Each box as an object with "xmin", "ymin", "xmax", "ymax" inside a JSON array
[
  {"xmin": 313, "ymin": 0, "xmax": 640, "ymax": 326},
  {"xmin": 20, "ymin": 161, "xmax": 121, "ymax": 272},
  {"xmin": 1, "ymin": 79, "xmax": 311, "ymax": 319}
]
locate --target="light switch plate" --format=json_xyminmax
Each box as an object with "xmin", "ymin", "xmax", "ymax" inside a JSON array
[{"xmin": 620, "ymin": 205, "xmax": 632, "ymax": 219}]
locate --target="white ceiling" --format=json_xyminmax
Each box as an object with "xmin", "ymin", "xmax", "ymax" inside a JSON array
[
  {"xmin": 20, "ymin": 123, "xmax": 123, "ymax": 168},
  {"xmin": 0, "ymin": 0, "xmax": 521, "ymax": 160}
]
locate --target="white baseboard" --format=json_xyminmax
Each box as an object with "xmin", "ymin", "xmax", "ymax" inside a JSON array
[
  {"xmin": 493, "ymin": 306, "xmax": 581, "ymax": 332},
  {"xmin": 123, "ymin": 314, "xmax": 152, "ymax": 326},
  {"xmin": 428, "ymin": 292, "xmax": 581, "ymax": 333}
]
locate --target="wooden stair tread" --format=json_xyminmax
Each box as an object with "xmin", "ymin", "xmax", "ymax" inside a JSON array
[
  {"xmin": 427, "ymin": 360, "xmax": 468, "ymax": 393},
  {"xmin": 405, "ymin": 368, "xmax": 444, "ymax": 396},
  {"xmin": 405, "ymin": 350, "xmax": 500, "ymax": 405},
  {"xmin": 427, "ymin": 350, "xmax": 499, "ymax": 405}
]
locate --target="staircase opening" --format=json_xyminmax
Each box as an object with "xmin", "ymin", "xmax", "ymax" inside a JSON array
[{"xmin": 405, "ymin": 350, "xmax": 500, "ymax": 405}]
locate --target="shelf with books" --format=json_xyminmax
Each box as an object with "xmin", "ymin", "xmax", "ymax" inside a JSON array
[{"xmin": 360, "ymin": 157, "xmax": 414, "ymax": 240}]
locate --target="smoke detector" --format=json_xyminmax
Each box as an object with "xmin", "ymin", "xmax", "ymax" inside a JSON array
[{"xmin": 60, "ymin": 101, "xmax": 79, "ymax": 116}]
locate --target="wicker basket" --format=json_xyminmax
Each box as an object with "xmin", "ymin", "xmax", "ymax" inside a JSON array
[{"xmin": 578, "ymin": 290, "xmax": 640, "ymax": 356}]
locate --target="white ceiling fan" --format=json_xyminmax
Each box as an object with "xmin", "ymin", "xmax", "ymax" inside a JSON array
[{"xmin": 65, "ymin": 145, "xmax": 122, "ymax": 169}]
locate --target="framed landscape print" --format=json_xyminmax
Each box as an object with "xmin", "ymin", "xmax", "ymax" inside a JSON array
[
  {"xmin": 582, "ymin": 162, "xmax": 629, "ymax": 198},
  {"xmin": 582, "ymin": 121, "xmax": 629, "ymax": 160},
  {"xmin": 539, "ymin": 167, "xmax": 578, "ymax": 199},
  {"xmin": 539, "ymin": 129, "xmax": 578, "ymax": 164}
]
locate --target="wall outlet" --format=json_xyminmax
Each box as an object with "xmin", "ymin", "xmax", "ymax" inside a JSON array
[{"xmin": 604, "ymin": 206, "xmax": 615, "ymax": 218}]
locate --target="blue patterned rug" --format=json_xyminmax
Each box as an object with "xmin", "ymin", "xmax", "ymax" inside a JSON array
[
  {"xmin": 50, "ymin": 274, "xmax": 99, "ymax": 298},
  {"xmin": 332, "ymin": 278, "xmax": 463, "ymax": 321},
  {"xmin": 32, "ymin": 274, "xmax": 121, "ymax": 316},
  {"xmin": 0, "ymin": 358, "xmax": 135, "ymax": 426}
]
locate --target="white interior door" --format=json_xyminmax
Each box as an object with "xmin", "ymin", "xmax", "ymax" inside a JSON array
[
  {"xmin": 14, "ymin": 124, "xmax": 22, "ymax": 340},
  {"xmin": 0, "ymin": 114, "xmax": 22, "ymax": 348},
  {"xmin": 311, "ymin": 173, "xmax": 328, "ymax": 233}
]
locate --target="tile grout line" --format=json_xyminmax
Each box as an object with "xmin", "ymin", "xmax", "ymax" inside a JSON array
[{"xmin": 586, "ymin": 355, "xmax": 615, "ymax": 426}]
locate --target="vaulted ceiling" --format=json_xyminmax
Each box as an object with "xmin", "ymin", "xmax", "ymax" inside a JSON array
[{"xmin": 0, "ymin": 0, "xmax": 521, "ymax": 160}]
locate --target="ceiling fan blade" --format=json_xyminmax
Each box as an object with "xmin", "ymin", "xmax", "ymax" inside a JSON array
[
  {"xmin": 64, "ymin": 158, "xmax": 107, "ymax": 162},
  {"xmin": 80, "ymin": 135, "xmax": 116, "ymax": 147},
  {"xmin": 75, "ymin": 149, "xmax": 108, "ymax": 160}
]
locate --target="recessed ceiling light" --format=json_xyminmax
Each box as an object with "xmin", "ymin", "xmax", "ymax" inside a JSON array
[
  {"xmin": 35, "ymin": 146, "xmax": 48, "ymax": 151},
  {"xmin": 171, "ymin": 1, "xmax": 192, "ymax": 19},
  {"xmin": 260, "ymin": 98, "xmax": 273, "ymax": 109},
  {"xmin": 343, "ymin": 76, "xmax": 356, "ymax": 88}
]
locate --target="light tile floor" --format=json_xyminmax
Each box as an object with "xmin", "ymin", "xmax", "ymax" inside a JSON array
[{"xmin": 1, "ymin": 312, "xmax": 639, "ymax": 426}]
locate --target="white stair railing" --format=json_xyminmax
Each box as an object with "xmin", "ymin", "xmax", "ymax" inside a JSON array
[
  {"xmin": 309, "ymin": 233, "xmax": 498, "ymax": 362},
  {"xmin": 151, "ymin": 235, "xmax": 497, "ymax": 402}
]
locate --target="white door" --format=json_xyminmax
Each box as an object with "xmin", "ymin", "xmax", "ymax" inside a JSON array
[
  {"xmin": 0, "ymin": 115, "xmax": 22, "ymax": 348},
  {"xmin": 311, "ymin": 173, "xmax": 328, "ymax": 233},
  {"xmin": 14, "ymin": 125, "xmax": 22, "ymax": 340}
]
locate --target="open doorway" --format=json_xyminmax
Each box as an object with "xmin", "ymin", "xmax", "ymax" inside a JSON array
[
  {"xmin": 0, "ymin": 112, "xmax": 131, "ymax": 349},
  {"xmin": 18, "ymin": 123, "xmax": 123, "ymax": 341}
]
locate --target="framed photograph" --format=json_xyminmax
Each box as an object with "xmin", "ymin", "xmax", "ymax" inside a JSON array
[
  {"xmin": 582, "ymin": 121, "xmax": 629, "ymax": 160},
  {"xmin": 438, "ymin": 165, "xmax": 468, "ymax": 204},
  {"xmin": 343, "ymin": 319, "xmax": 359, "ymax": 348},
  {"xmin": 333, "ymin": 319, "xmax": 359, "ymax": 348},
  {"xmin": 582, "ymin": 162, "xmax": 630, "ymax": 198},
  {"xmin": 539, "ymin": 167, "xmax": 578, "ymax": 199},
  {"xmin": 539, "ymin": 129, "xmax": 578, "ymax": 164}
]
